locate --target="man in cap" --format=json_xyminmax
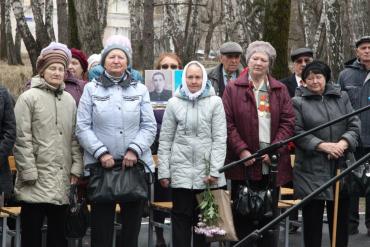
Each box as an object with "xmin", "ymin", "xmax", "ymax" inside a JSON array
[
  {"xmin": 207, "ymin": 41, "xmax": 244, "ymax": 97},
  {"xmin": 280, "ymin": 48, "xmax": 314, "ymax": 97},
  {"xmin": 338, "ymin": 35, "xmax": 370, "ymax": 236}
]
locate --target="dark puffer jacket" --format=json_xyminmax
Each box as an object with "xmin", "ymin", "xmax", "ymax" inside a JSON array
[
  {"xmin": 292, "ymin": 84, "xmax": 360, "ymax": 200},
  {"xmin": 0, "ymin": 86, "xmax": 16, "ymax": 194},
  {"xmin": 338, "ymin": 58, "xmax": 370, "ymax": 147}
]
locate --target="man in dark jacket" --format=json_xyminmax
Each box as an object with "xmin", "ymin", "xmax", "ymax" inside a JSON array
[
  {"xmin": 207, "ymin": 41, "xmax": 244, "ymax": 97},
  {"xmin": 280, "ymin": 48, "xmax": 313, "ymax": 97},
  {"xmin": 338, "ymin": 35, "xmax": 370, "ymax": 236}
]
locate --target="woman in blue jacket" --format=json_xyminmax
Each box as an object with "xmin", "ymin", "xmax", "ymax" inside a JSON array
[{"xmin": 76, "ymin": 43, "xmax": 157, "ymax": 247}]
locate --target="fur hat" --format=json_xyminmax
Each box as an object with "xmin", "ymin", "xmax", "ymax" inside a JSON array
[
  {"xmin": 36, "ymin": 42, "xmax": 71, "ymax": 74},
  {"xmin": 245, "ymin": 41, "xmax": 276, "ymax": 67},
  {"xmin": 302, "ymin": 60, "xmax": 331, "ymax": 82},
  {"xmin": 71, "ymin": 48, "xmax": 88, "ymax": 72}
]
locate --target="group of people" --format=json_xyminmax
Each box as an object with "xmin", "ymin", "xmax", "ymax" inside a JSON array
[{"xmin": 0, "ymin": 34, "xmax": 369, "ymax": 247}]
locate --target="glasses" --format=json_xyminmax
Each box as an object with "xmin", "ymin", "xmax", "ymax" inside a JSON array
[
  {"xmin": 295, "ymin": 58, "xmax": 313, "ymax": 64},
  {"xmin": 161, "ymin": 64, "xmax": 178, "ymax": 70}
]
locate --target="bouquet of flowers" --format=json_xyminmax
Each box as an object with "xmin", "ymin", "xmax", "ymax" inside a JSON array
[{"xmin": 194, "ymin": 159, "xmax": 226, "ymax": 238}]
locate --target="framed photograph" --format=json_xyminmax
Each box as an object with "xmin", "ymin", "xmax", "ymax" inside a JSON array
[{"xmin": 145, "ymin": 70, "xmax": 173, "ymax": 103}]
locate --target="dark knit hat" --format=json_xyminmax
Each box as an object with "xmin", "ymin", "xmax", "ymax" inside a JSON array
[
  {"xmin": 71, "ymin": 48, "xmax": 88, "ymax": 72},
  {"xmin": 302, "ymin": 60, "xmax": 331, "ymax": 82}
]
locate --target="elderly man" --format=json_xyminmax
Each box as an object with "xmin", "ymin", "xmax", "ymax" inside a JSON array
[
  {"xmin": 207, "ymin": 41, "xmax": 244, "ymax": 97},
  {"xmin": 338, "ymin": 35, "xmax": 370, "ymax": 236},
  {"xmin": 280, "ymin": 48, "xmax": 313, "ymax": 97}
]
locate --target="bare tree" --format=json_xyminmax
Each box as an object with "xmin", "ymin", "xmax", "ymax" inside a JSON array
[
  {"xmin": 143, "ymin": 0, "xmax": 154, "ymax": 69},
  {"xmin": 263, "ymin": 0, "xmax": 291, "ymax": 79},
  {"xmin": 12, "ymin": 0, "xmax": 39, "ymax": 73},
  {"xmin": 0, "ymin": 0, "xmax": 7, "ymax": 60},
  {"xmin": 68, "ymin": 0, "xmax": 80, "ymax": 48},
  {"xmin": 56, "ymin": 0, "xmax": 68, "ymax": 45},
  {"xmin": 45, "ymin": 0, "xmax": 55, "ymax": 41},
  {"xmin": 129, "ymin": 0, "xmax": 144, "ymax": 69},
  {"xmin": 202, "ymin": 0, "xmax": 224, "ymax": 56},
  {"xmin": 73, "ymin": 0, "xmax": 103, "ymax": 55},
  {"xmin": 31, "ymin": 0, "xmax": 51, "ymax": 48},
  {"xmin": 5, "ymin": 0, "xmax": 17, "ymax": 65},
  {"xmin": 97, "ymin": 0, "xmax": 108, "ymax": 35}
]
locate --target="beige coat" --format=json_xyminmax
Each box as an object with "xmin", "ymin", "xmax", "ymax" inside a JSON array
[{"xmin": 14, "ymin": 76, "xmax": 83, "ymax": 205}]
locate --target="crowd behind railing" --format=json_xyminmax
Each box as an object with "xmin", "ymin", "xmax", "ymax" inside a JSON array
[{"xmin": 0, "ymin": 34, "xmax": 370, "ymax": 247}]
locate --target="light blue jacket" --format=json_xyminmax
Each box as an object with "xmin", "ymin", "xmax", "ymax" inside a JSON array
[{"xmin": 76, "ymin": 73, "xmax": 157, "ymax": 172}]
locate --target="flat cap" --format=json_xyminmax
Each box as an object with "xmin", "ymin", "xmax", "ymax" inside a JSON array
[
  {"xmin": 355, "ymin": 36, "xmax": 370, "ymax": 47},
  {"xmin": 220, "ymin": 41, "xmax": 243, "ymax": 54},
  {"xmin": 291, "ymin": 48, "xmax": 313, "ymax": 62}
]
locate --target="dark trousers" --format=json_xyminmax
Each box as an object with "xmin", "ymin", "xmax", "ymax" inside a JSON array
[
  {"xmin": 171, "ymin": 188, "xmax": 208, "ymax": 247},
  {"xmin": 90, "ymin": 200, "xmax": 145, "ymax": 247},
  {"xmin": 20, "ymin": 202, "xmax": 68, "ymax": 247},
  {"xmin": 230, "ymin": 179, "xmax": 279, "ymax": 247},
  {"xmin": 349, "ymin": 147, "xmax": 370, "ymax": 231},
  {"xmin": 302, "ymin": 198, "xmax": 349, "ymax": 247},
  {"xmin": 153, "ymin": 169, "xmax": 172, "ymax": 243}
]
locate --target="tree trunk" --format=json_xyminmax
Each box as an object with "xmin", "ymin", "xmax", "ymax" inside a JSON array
[
  {"xmin": 0, "ymin": 0, "xmax": 7, "ymax": 60},
  {"xmin": 203, "ymin": 0, "xmax": 223, "ymax": 57},
  {"xmin": 5, "ymin": 0, "xmax": 17, "ymax": 65},
  {"xmin": 73, "ymin": 0, "xmax": 103, "ymax": 55},
  {"xmin": 129, "ymin": 0, "xmax": 144, "ymax": 69},
  {"xmin": 14, "ymin": 27, "xmax": 23, "ymax": 65},
  {"xmin": 12, "ymin": 0, "xmax": 39, "ymax": 73},
  {"xmin": 142, "ymin": 0, "xmax": 154, "ymax": 70},
  {"xmin": 68, "ymin": 0, "xmax": 80, "ymax": 48},
  {"xmin": 263, "ymin": 0, "xmax": 291, "ymax": 79},
  {"xmin": 56, "ymin": 0, "xmax": 69, "ymax": 45},
  {"xmin": 31, "ymin": 0, "xmax": 51, "ymax": 48},
  {"xmin": 45, "ymin": 0, "xmax": 55, "ymax": 42},
  {"xmin": 97, "ymin": 0, "xmax": 108, "ymax": 36},
  {"xmin": 324, "ymin": 0, "xmax": 343, "ymax": 80}
]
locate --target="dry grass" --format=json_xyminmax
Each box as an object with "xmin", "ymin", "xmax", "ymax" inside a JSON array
[{"xmin": 0, "ymin": 55, "xmax": 33, "ymax": 99}]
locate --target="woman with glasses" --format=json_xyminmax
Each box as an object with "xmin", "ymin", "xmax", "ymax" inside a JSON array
[
  {"xmin": 293, "ymin": 61, "xmax": 360, "ymax": 247},
  {"xmin": 151, "ymin": 52, "xmax": 182, "ymax": 247}
]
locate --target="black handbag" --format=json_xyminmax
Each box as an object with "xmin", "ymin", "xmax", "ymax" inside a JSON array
[
  {"xmin": 65, "ymin": 184, "xmax": 89, "ymax": 239},
  {"xmin": 87, "ymin": 159, "xmax": 152, "ymax": 203},
  {"xmin": 234, "ymin": 180, "xmax": 273, "ymax": 220}
]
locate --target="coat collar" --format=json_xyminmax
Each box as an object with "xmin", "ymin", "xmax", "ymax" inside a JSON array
[{"xmin": 233, "ymin": 68, "xmax": 284, "ymax": 90}]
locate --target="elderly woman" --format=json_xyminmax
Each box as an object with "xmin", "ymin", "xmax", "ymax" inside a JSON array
[
  {"xmin": 222, "ymin": 41, "xmax": 295, "ymax": 246},
  {"xmin": 69, "ymin": 48, "xmax": 88, "ymax": 81},
  {"xmin": 76, "ymin": 43, "xmax": 157, "ymax": 247},
  {"xmin": 158, "ymin": 61, "xmax": 227, "ymax": 247},
  {"xmin": 293, "ymin": 61, "xmax": 360, "ymax": 247},
  {"xmin": 14, "ymin": 42, "xmax": 83, "ymax": 247}
]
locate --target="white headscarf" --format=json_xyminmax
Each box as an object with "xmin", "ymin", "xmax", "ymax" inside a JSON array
[{"xmin": 180, "ymin": 61, "xmax": 208, "ymax": 100}]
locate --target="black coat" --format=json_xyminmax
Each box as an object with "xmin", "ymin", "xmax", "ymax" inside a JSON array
[
  {"xmin": 0, "ymin": 86, "xmax": 16, "ymax": 194},
  {"xmin": 292, "ymin": 84, "xmax": 360, "ymax": 200},
  {"xmin": 280, "ymin": 74, "xmax": 298, "ymax": 98}
]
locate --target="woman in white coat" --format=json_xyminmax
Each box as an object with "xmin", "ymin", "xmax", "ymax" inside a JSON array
[{"xmin": 158, "ymin": 61, "xmax": 227, "ymax": 247}]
